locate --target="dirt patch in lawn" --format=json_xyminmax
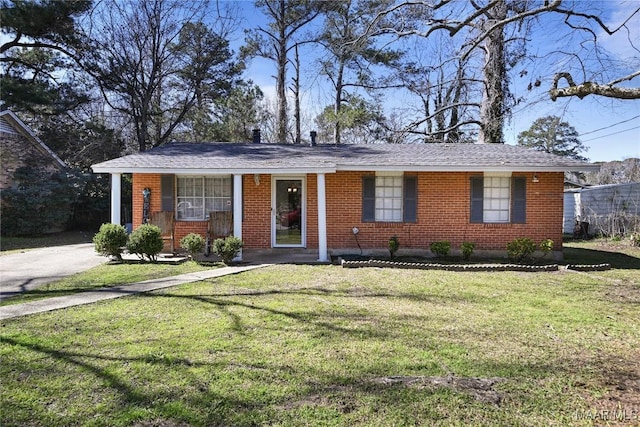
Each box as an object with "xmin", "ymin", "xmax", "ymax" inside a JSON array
[
  {"xmin": 581, "ymin": 350, "xmax": 640, "ymax": 421},
  {"xmin": 371, "ymin": 375, "xmax": 507, "ymax": 406}
]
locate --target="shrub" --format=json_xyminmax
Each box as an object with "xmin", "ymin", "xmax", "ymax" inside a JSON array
[
  {"xmin": 388, "ymin": 236, "xmax": 399, "ymax": 259},
  {"xmin": 180, "ymin": 233, "xmax": 205, "ymax": 259},
  {"xmin": 631, "ymin": 233, "xmax": 640, "ymax": 247},
  {"xmin": 93, "ymin": 223, "xmax": 128, "ymax": 260},
  {"xmin": 1, "ymin": 168, "xmax": 82, "ymax": 236},
  {"xmin": 539, "ymin": 239, "xmax": 554, "ymax": 258},
  {"xmin": 506, "ymin": 237, "xmax": 536, "ymax": 262},
  {"xmin": 430, "ymin": 241, "xmax": 451, "ymax": 258},
  {"xmin": 127, "ymin": 224, "xmax": 164, "ymax": 262},
  {"xmin": 213, "ymin": 236, "xmax": 243, "ymax": 265},
  {"xmin": 461, "ymin": 242, "xmax": 475, "ymax": 261}
]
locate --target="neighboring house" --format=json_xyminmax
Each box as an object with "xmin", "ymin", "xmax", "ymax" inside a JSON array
[
  {"xmin": 92, "ymin": 141, "xmax": 599, "ymax": 261},
  {"xmin": 563, "ymin": 182, "xmax": 640, "ymax": 236},
  {"xmin": 0, "ymin": 110, "xmax": 67, "ymax": 189}
]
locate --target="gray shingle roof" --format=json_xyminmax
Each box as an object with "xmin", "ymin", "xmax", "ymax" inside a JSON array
[{"xmin": 92, "ymin": 142, "xmax": 599, "ymax": 174}]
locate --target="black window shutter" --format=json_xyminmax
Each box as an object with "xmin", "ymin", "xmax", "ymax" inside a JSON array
[
  {"xmin": 161, "ymin": 174, "xmax": 174, "ymax": 212},
  {"xmin": 403, "ymin": 175, "xmax": 417, "ymax": 223},
  {"xmin": 512, "ymin": 176, "xmax": 526, "ymax": 223},
  {"xmin": 470, "ymin": 177, "xmax": 484, "ymax": 223},
  {"xmin": 362, "ymin": 176, "xmax": 376, "ymax": 222}
]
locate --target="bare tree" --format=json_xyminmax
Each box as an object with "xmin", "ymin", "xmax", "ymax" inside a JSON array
[
  {"xmin": 290, "ymin": 44, "xmax": 302, "ymax": 144},
  {"xmin": 363, "ymin": 0, "xmax": 639, "ymax": 144},
  {"xmin": 317, "ymin": 0, "xmax": 405, "ymax": 144},
  {"xmin": 244, "ymin": 0, "xmax": 326, "ymax": 143},
  {"xmin": 549, "ymin": 4, "xmax": 640, "ymax": 101},
  {"xmin": 395, "ymin": 38, "xmax": 477, "ymax": 143},
  {"xmin": 84, "ymin": 0, "xmax": 239, "ymax": 151}
]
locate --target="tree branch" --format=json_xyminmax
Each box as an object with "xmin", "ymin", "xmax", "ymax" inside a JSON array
[
  {"xmin": 460, "ymin": 0, "xmax": 562, "ymax": 61},
  {"xmin": 550, "ymin": 72, "xmax": 640, "ymax": 100}
]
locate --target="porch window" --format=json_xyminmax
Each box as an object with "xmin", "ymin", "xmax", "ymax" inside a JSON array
[
  {"xmin": 470, "ymin": 174, "xmax": 526, "ymax": 224},
  {"xmin": 176, "ymin": 176, "xmax": 232, "ymax": 220},
  {"xmin": 362, "ymin": 173, "xmax": 417, "ymax": 223}
]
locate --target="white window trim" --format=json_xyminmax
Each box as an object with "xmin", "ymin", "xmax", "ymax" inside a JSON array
[
  {"xmin": 375, "ymin": 171, "xmax": 403, "ymax": 222},
  {"xmin": 483, "ymin": 172, "xmax": 511, "ymax": 223}
]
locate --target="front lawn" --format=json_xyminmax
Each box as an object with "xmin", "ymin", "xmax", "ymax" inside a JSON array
[{"xmin": 1, "ymin": 244, "xmax": 639, "ymax": 426}]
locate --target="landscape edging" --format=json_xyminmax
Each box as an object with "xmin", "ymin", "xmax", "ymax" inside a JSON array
[{"xmin": 340, "ymin": 259, "xmax": 612, "ymax": 272}]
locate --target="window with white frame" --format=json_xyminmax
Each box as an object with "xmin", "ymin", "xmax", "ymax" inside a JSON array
[
  {"xmin": 375, "ymin": 173, "xmax": 403, "ymax": 222},
  {"xmin": 176, "ymin": 176, "xmax": 232, "ymax": 220},
  {"xmin": 483, "ymin": 175, "xmax": 511, "ymax": 222}
]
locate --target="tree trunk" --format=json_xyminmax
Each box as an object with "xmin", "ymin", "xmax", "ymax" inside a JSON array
[
  {"xmin": 276, "ymin": 0, "xmax": 288, "ymax": 143},
  {"xmin": 333, "ymin": 59, "xmax": 346, "ymax": 145},
  {"xmin": 478, "ymin": 0, "xmax": 507, "ymax": 144},
  {"xmin": 293, "ymin": 44, "xmax": 301, "ymax": 144}
]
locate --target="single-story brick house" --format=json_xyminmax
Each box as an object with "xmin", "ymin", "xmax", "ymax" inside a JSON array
[{"xmin": 92, "ymin": 141, "xmax": 599, "ymax": 261}]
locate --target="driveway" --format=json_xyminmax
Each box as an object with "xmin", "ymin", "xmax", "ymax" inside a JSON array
[{"xmin": 0, "ymin": 243, "xmax": 105, "ymax": 299}]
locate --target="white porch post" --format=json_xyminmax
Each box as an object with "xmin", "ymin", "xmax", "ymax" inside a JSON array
[
  {"xmin": 317, "ymin": 173, "xmax": 328, "ymax": 262},
  {"xmin": 233, "ymin": 174, "xmax": 243, "ymax": 260},
  {"xmin": 110, "ymin": 173, "xmax": 121, "ymax": 225}
]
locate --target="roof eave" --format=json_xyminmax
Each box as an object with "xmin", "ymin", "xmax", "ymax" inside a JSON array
[
  {"xmin": 336, "ymin": 164, "xmax": 601, "ymax": 172},
  {"xmin": 91, "ymin": 166, "xmax": 338, "ymax": 174},
  {"xmin": 92, "ymin": 164, "xmax": 599, "ymax": 174}
]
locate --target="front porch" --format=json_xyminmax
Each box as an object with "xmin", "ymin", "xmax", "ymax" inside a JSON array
[{"xmin": 107, "ymin": 172, "xmax": 331, "ymax": 262}]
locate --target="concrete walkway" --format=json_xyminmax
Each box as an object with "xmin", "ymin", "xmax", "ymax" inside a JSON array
[{"xmin": 0, "ymin": 263, "xmax": 271, "ymax": 320}]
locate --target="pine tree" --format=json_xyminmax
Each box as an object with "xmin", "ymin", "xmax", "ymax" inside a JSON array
[{"xmin": 517, "ymin": 116, "xmax": 587, "ymax": 161}]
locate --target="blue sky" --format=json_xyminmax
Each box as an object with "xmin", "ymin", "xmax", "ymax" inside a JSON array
[{"xmin": 232, "ymin": 1, "xmax": 639, "ymax": 162}]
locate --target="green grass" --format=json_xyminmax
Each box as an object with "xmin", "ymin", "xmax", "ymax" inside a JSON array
[
  {"xmin": 0, "ymin": 261, "xmax": 213, "ymax": 307},
  {"xmin": 1, "ymin": 241, "xmax": 639, "ymax": 426}
]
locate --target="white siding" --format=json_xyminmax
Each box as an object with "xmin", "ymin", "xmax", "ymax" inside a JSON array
[
  {"xmin": 562, "ymin": 190, "xmax": 580, "ymax": 234},
  {"xmin": 564, "ymin": 183, "xmax": 640, "ymax": 236}
]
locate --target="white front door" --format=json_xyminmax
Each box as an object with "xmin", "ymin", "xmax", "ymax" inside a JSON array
[{"xmin": 272, "ymin": 176, "xmax": 305, "ymax": 247}]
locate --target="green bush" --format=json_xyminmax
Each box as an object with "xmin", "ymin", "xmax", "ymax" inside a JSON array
[
  {"xmin": 127, "ymin": 224, "xmax": 164, "ymax": 262},
  {"xmin": 539, "ymin": 239, "xmax": 554, "ymax": 258},
  {"xmin": 180, "ymin": 233, "xmax": 205, "ymax": 258},
  {"xmin": 461, "ymin": 242, "xmax": 475, "ymax": 261},
  {"xmin": 1, "ymin": 168, "xmax": 82, "ymax": 236},
  {"xmin": 631, "ymin": 233, "xmax": 640, "ymax": 247},
  {"xmin": 388, "ymin": 236, "xmax": 399, "ymax": 259},
  {"xmin": 93, "ymin": 223, "xmax": 129, "ymax": 260},
  {"xmin": 430, "ymin": 241, "xmax": 451, "ymax": 258},
  {"xmin": 506, "ymin": 237, "xmax": 536, "ymax": 262},
  {"xmin": 213, "ymin": 236, "xmax": 243, "ymax": 265}
]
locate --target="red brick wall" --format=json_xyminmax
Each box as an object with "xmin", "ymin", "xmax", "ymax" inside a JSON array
[
  {"xmin": 242, "ymin": 174, "xmax": 272, "ymax": 248},
  {"xmin": 132, "ymin": 171, "xmax": 565, "ymax": 252},
  {"xmin": 323, "ymin": 171, "xmax": 564, "ymax": 252},
  {"xmin": 132, "ymin": 173, "xmax": 161, "ymax": 228}
]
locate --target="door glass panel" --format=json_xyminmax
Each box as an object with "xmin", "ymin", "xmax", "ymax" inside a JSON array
[{"xmin": 275, "ymin": 179, "xmax": 302, "ymax": 246}]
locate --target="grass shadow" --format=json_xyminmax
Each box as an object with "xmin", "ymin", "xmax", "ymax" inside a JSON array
[{"xmin": 563, "ymin": 246, "xmax": 640, "ymax": 269}]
